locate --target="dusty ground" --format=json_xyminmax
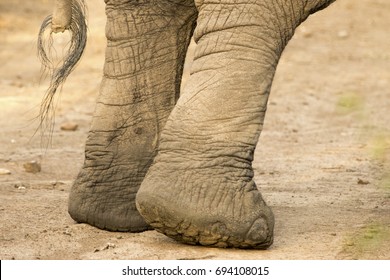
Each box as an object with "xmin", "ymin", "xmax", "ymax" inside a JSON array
[{"xmin": 0, "ymin": 0, "xmax": 389, "ymax": 260}]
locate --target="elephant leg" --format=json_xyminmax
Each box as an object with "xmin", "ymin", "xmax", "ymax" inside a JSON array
[
  {"xmin": 137, "ymin": 0, "xmax": 334, "ymax": 247},
  {"xmin": 68, "ymin": 0, "xmax": 197, "ymax": 232}
]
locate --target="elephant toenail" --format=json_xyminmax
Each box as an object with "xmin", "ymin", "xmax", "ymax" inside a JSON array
[
  {"xmin": 211, "ymin": 222, "xmax": 227, "ymax": 236},
  {"xmin": 246, "ymin": 218, "xmax": 269, "ymax": 244}
]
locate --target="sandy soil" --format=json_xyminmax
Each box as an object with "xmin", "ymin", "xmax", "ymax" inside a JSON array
[{"xmin": 0, "ymin": 0, "xmax": 389, "ymax": 260}]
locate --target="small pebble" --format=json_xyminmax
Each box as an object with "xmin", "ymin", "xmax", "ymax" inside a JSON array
[
  {"xmin": 60, "ymin": 122, "xmax": 78, "ymax": 131},
  {"xmin": 23, "ymin": 161, "xmax": 41, "ymax": 173},
  {"xmin": 357, "ymin": 178, "xmax": 370, "ymax": 185},
  {"xmin": 0, "ymin": 168, "xmax": 11, "ymax": 175},
  {"xmin": 302, "ymin": 30, "xmax": 313, "ymax": 38},
  {"xmin": 94, "ymin": 243, "xmax": 116, "ymax": 253},
  {"xmin": 337, "ymin": 30, "xmax": 349, "ymax": 39},
  {"xmin": 300, "ymin": 27, "xmax": 313, "ymax": 38}
]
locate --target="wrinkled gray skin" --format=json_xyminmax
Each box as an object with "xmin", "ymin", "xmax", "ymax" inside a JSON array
[{"xmin": 42, "ymin": 0, "xmax": 335, "ymax": 249}]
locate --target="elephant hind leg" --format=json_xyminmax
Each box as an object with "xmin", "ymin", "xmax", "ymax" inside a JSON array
[
  {"xmin": 135, "ymin": 0, "xmax": 304, "ymax": 247},
  {"xmin": 68, "ymin": 0, "xmax": 197, "ymax": 232}
]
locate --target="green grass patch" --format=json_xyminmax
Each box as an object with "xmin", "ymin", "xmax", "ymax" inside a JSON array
[
  {"xmin": 342, "ymin": 223, "xmax": 390, "ymax": 259},
  {"xmin": 336, "ymin": 91, "xmax": 364, "ymax": 114},
  {"xmin": 369, "ymin": 133, "xmax": 390, "ymax": 161}
]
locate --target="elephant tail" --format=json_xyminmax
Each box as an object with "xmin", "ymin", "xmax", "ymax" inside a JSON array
[{"xmin": 37, "ymin": 0, "xmax": 87, "ymax": 139}]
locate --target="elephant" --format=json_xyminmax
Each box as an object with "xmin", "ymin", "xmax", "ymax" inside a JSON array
[{"xmin": 38, "ymin": 0, "xmax": 336, "ymax": 249}]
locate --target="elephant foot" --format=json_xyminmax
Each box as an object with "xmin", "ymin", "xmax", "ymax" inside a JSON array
[
  {"xmin": 136, "ymin": 166, "xmax": 274, "ymax": 249},
  {"xmin": 69, "ymin": 165, "xmax": 153, "ymax": 232}
]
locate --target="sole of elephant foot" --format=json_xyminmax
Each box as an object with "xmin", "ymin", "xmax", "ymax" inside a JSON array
[
  {"xmin": 136, "ymin": 171, "xmax": 274, "ymax": 249},
  {"xmin": 68, "ymin": 168, "xmax": 153, "ymax": 232}
]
